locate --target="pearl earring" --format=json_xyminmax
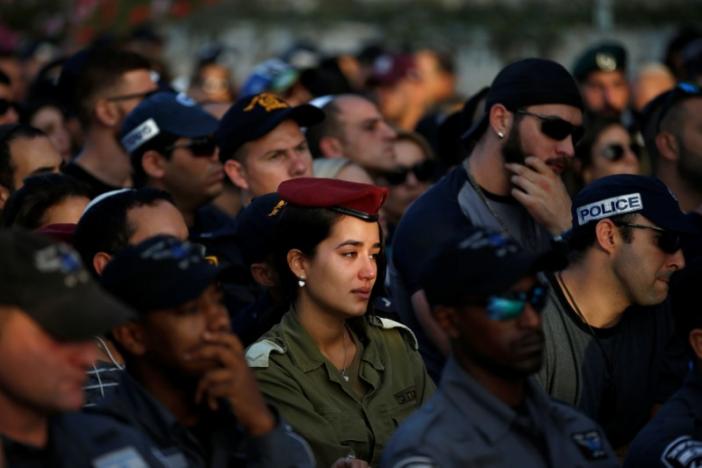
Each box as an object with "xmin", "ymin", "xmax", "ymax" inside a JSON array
[
  {"xmin": 497, "ymin": 131, "xmax": 505, "ymax": 139},
  {"xmin": 298, "ymin": 277, "xmax": 306, "ymax": 288}
]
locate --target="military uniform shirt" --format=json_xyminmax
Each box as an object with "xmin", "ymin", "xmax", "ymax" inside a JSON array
[
  {"xmin": 246, "ymin": 311, "xmax": 435, "ymax": 467},
  {"xmin": 381, "ymin": 357, "xmax": 619, "ymax": 468}
]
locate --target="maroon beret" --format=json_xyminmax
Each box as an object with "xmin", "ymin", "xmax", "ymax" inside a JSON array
[
  {"xmin": 35, "ymin": 223, "xmax": 77, "ymax": 245},
  {"xmin": 277, "ymin": 177, "xmax": 388, "ymax": 221}
]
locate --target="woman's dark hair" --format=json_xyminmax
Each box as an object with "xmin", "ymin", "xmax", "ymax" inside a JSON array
[
  {"xmin": 575, "ymin": 116, "xmax": 626, "ymax": 169},
  {"xmin": 566, "ymin": 213, "xmax": 635, "ymax": 264},
  {"xmin": 2, "ymin": 173, "xmax": 91, "ymax": 229},
  {"xmin": 272, "ymin": 204, "xmax": 386, "ymax": 306}
]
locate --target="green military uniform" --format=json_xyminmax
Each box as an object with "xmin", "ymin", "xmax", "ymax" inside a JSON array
[{"xmin": 246, "ymin": 310, "xmax": 435, "ymax": 468}]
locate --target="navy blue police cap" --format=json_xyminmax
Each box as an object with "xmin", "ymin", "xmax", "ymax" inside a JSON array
[
  {"xmin": 462, "ymin": 58, "xmax": 583, "ymax": 145},
  {"xmin": 570, "ymin": 174, "xmax": 697, "ymax": 234},
  {"xmin": 120, "ymin": 91, "xmax": 218, "ymax": 155},
  {"xmin": 101, "ymin": 235, "xmax": 219, "ymax": 313},
  {"xmin": 216, "ymin": 92, "xmax": 324, "ymax": 163}
]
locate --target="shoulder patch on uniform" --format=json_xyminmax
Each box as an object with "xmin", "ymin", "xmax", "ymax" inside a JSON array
[
  {"xmin": 375, "ymin": 317, "xmax": 419, "ymax": 350},
  {"xmin": 571, "ymin": 430, "xmax": 608, "ymax": 461},
  {"xmin": 661, "ymin": 435, "xmax": 702, "ymax": 468},
  {"xmin": 391, "ymin": 455, "xmax": 438, "ymax": 468},
  {"xmin": 93, "ymin": 446, "xmax": 149, "ymax": 468},
  {"xmin": 246, "ymin": 339, "xmax": 286, "ymax": 368}
]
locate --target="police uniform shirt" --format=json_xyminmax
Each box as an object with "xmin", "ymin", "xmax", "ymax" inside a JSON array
[
  {"xmin": 535, "ymin": 273, "xmax": 688, "ymax": 448},
  {"xmin": 381, "ymin": 357, "xmax": 619, "ymax": 468},
  {"xmin": 246, "ymin": 310, "xmax": 436, "ymax": 468},
  {"xmin": 88, "ymin": 370, "xmax": 315, "ymax": 468},
  {"xmin": 3, "ymin": 412, "xmax": 167, "ymax": 468},
  {"xmin": 625, "ymin": 367, "xmax": 702, "ymax": 468},
  {"xmin": 389, "ymin": 164, "xmax": 553, "ymax": 381}
]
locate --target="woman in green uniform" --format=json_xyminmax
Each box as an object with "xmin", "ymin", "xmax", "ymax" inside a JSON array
[{"xmin": 246, "ymin": 177, "xmax": 434, "ymax": 468}]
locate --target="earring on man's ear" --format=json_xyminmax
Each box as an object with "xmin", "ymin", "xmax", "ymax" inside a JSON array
[
  {"xmin": 298, "ymin": 277, "xmax": 306, "ymax": 288},
  {"xmin": 497, "ymin": 131, "xmax": 505, "ymax": 139}
]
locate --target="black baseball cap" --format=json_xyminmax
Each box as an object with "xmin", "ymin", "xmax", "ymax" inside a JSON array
[
  {"xmin": 640, "ymin": 82, "xmax": 702, "ymax": 137},
  {"xmin": 216, "ymin": 92, "xmax": 324, "ymax": 162},
  {"xmin": 235, "ymin": 192, "xmax": 284, "ymax": 266},
  {"xmin": 572, "ymin": 41, "xmax": 628, "ymax": 82},
  {"xmin": 120, "ymin": 91, "xmax": 218, "ymax": 155},
  {"xmin": 421, "ymin": 228, "xmax": 564, "ymax": 307},
  {"xmin": 570, "ymin": 174, "xmax": 697, "ymax": 234},
  {"xmin": 0, "ymin": 229, "xmax": 134, "ymax": 341},
  {"xmin": 101, "ymin": 235, "xmax": 220, "ymax": 313},
  {"xmin": 462, "ymin": 58, "xmax": 583, "ymax": 145}
]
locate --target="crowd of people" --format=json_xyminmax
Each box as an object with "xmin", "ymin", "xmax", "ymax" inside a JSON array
[{"xmin": 1, "ymin": 23, "xmax": 702, "ymax": 467}]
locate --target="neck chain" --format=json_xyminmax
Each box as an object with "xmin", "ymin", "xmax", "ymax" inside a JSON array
[
  {"xmin": 340, "ymin": 327, "xmax": 351, "ymax": 382},
  {"xmin": 464, "ymin": 162, "xmax": 514, "ymax": 240}
]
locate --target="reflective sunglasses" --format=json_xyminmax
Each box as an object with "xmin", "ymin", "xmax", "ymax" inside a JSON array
[
  {"xmin": 516, "ymin": 110, "xmax": 585, "ymax": 145},
  {"xmin": 601, "ymin": 142, "xmax": 641, "ymax": 161},
  {"xmin": 0, "ymin": 98, "xmax": 17, "ymax": 115},
  {"xmin": 614, "ymin": 222, "xmax": 681, "ymax": 254},
  {"xmin": 165, "ymin": 136, "xmax": 217, "ymax": 157},
  {"xmin": 654, "ymin": 82, "xmax": 702, "ymax": 132},
  {"xmin": 486, "ymin": 282, "xmax": 549, "ymax": 321},
  {"xmin": 383, "ymin": 160, "xmax": 437, "ymax": 186}
]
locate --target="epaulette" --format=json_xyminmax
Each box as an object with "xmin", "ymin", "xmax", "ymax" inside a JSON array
[
  {"xmin": 245, "ymin": 339, "xmax": 286, "ymax": 368},
  {"xmin": 369, "ymin": 316, "xmax": 419, "ymax": 351}
]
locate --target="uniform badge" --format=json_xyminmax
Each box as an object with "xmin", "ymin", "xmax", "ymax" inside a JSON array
[
  {"xmin": 661, "ymin": 435, "xmax": 702, "ymax": 468},
  {"xmin": 244, "ymin": 92, "xmax": 289, "ymax": 112},
  {"xmin": 571, "ymin": 430, "xmax": 608, "ymax": 460},
  {"xmin": 394, "ymin": 386, "xmax": 418, "ymax": 405}
]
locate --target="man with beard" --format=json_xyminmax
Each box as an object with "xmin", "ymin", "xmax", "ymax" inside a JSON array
[
  {"xmin": 381, "ymin": 228, "xmax": 618, "ymax": 467},
  {"xmin": 389, "ymin": 58, "xmax": 583, "ymax": 381},
  {"xmin": 95, "ymin": 235, "xmax": 315, "ymax": 467},
  {"xmin": 535, "ymin": 174, "xmax": 694, "ymax": 449}
]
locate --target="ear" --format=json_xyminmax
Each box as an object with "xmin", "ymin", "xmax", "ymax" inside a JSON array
[
  {"xmin": 488, "ymin": 103, "xmax": 512, "ymax": 140},
  {"xmin": 655, "ymin": 131, "xmax": 679, "ymax": 162},
  {"xmin": 250, "ymin": 262, "xmax": 277, "ymax": 288},
  {"xmin": 690, "ymin": 329, "xmax": 702, "ymax": 361},
  {"xmin": 286, "ymin": 249, "xmax": 308, "ymax": 281},
  {"xmin": 93, "ymin": 252, "xmax": 113, "ymax": 276},
  {"xmin": 433, "ymin": 305, "xmax": 460, "ymax": 339},
  {"xmin": 223, "ymin": 159, "xmax": 249, "ymax": 191},
  {"xmin": 318, "ymin": 136, "xmax": 344, "ymax": 158},
  {"xmin": 141, "ymin": 150, "xmax": 167, "ymax": 180},
  {"xmin": 111, "ymin": 322, "xmax": 147, "ymax": 357},
  {"xmin": 93, "ymin": 98, "xmax": 120, "ymax": 128},
  {"xmin": 0, "ymin": 184, "xmax": 10, "ymax": 209},
  {"xmin": 594, "ymin": 219, "xmax": 618, "ymax": 254}
]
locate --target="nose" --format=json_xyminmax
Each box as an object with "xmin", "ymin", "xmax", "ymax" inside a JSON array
[
  {"xmin": 359, "ymin": 255, "xmax": 378, "ymax": 282},
  {"xmin": 206, "ymin": 300, "xmax": 231, "ymax": 333},
  {"xmin": 668, "ymin": 248, "xmax": 686, "ymax": 272},
  {"xmin": 556, "ymin": 136, "xmax": 576, "ymax": 159},
  {"xmin": 289, "ymin": 149, "xmax": 311, "ymax": 176},
  {"xmin": 381, "ymin": 120, "xmax": 397, "ymax": 140},
  {"xmin": 68, "ymin": 340, "xmax": 100, "ymax": 370},
  {"xmin": 517, "ymin": 303, "xmax": 542, "ymax": 330}
]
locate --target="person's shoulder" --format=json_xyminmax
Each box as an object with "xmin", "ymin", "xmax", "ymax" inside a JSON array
[
  {"xmin": 366, "ymin": 315, "xmax": 419, "ymax": 351},
  {"xmin": 245, "ymin": 332, "xmax": 287, "ymax": 369}
]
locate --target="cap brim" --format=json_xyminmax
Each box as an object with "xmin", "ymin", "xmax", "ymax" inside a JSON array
[
  {"xmin": 461, "ymin": 113, "xmax": 488, "ymax": 148},
  {"xmin": 171, "ymin": 112, "xmax": 219, "ymax": 139},
  {"xmin": 483, "ymin": 248, "xmax": 566, "ymax": 296},
  {"xmin": 31, "ymin": 281, "xmax": 135, "ymax": 341}
]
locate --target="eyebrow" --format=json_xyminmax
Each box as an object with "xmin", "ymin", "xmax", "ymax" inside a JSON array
[
  {"xmin": 261, "ymin": 138, "xmax": 307, "ymax": 158},
  {"xmin": 335, "ymin": 240, "xmax": 382, "ymax": 249}
]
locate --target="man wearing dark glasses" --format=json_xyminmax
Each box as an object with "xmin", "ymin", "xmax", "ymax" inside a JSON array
[
  {"xmin": 382, "ymin": 228, "xmax": 618, "ymax": 468},
  {"xmin": 0, "ymin": 70, "xmax": 18, "ymax": 126},
  {"xmin": 390, "ymin": 58, "xmax": 584, "ymax": 382},
  {"xmin": 60, "ymin": 46, "xmax": 158, "ymax": 197},
  {"xmin": 536, "ymin": 174, "xmax": 697, "ymax": 449}
]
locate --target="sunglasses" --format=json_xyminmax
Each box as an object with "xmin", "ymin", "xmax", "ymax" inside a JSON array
[
  {"xmin": 601, "ymin": 142, "xmax": 641, "ymax": 161},
  {"xmin": 614, "ymin": 222, "xmax": 681, "ymax": 254},
  {"xmin": 106, "ymin": 89, "xmax": 157, "ymax": 103},
  {"xmin": 0, "ymin": 98, "xmax": 17, "ymax": 115},
  {"xmin": 165, "ymin": 136, "xmax": 217, "ymax": 157},
  {"xmin": 516, "ymin": 110, "xmax": 585, "ymax": 145},
  {"xmin": 383, "ymin": 160, "xmax": 437, "ymax": 186},
  {"xmin": 655, "ymin": 82, "xmax": 702, "ymax": 132},
  {"xmin": 486, "ymin": 282, "xmax": 549, "ymax": 321}
]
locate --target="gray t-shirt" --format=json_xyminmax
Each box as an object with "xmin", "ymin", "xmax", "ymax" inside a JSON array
[{"xmin": 535, "ymin": 273, "xmax": 688, "ymax": 448}]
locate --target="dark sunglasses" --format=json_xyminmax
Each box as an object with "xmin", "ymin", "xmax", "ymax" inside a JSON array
[
  {"xmin": 0, "ymin": 98, "xmax": 17, "ymax": 115},
  {"xmin": 516, "ymin": 110, "xmax": 585, "ymax": 145},
  {"xmin": 383, "ymin": 160, "xmax": 437, "ymax": 186},
  {"xmin": 165, "ymin": 136, "xmax": 217, "ymax": 157},
  {"xmin": 655, "ymin": 82, "xmax": 702, "ymax": 132},
  {"xmin": 486, "ymin": 282, "xmax": 549, "ymax": 321},
  {"xmin": 106, "ymin": 89, "xmax": 157, "ymax": 103},
  {"xmin": 614, "ymin": 222, "xmax": 681, "ymax": 254},
  {"xmin": 601, "ymin": 142, "xmax": 641, "ymax": 161}
]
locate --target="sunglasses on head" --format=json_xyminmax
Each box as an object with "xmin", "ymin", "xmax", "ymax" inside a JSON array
[
  {"xmin": 516, "ymin": 110, "xmax": 585, "ymax": 145},
  {"xmin": 486, "ymin": 281, "xmax": 549, "ymax": 321},
  {"xmin": 383, "ymin": 160, "xmax": 437, "ymax": 186},
  {"xmin": 165, "ymin": 136, "xmax": 217, "ymax": 157},
  {"xmin": 0, "ymin": 98, "xmax": 17, "ymax": 115},
  {"xmin": 655, "ymin": 82, "xmax": 702, "ymax": 132},
  {"xmin": 614, "ymin": 222, "xmax": 682, "ymax": 254},
  {"xmin": 601, "ymin": 142, "xmax": 641, "ymax": 161}
]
